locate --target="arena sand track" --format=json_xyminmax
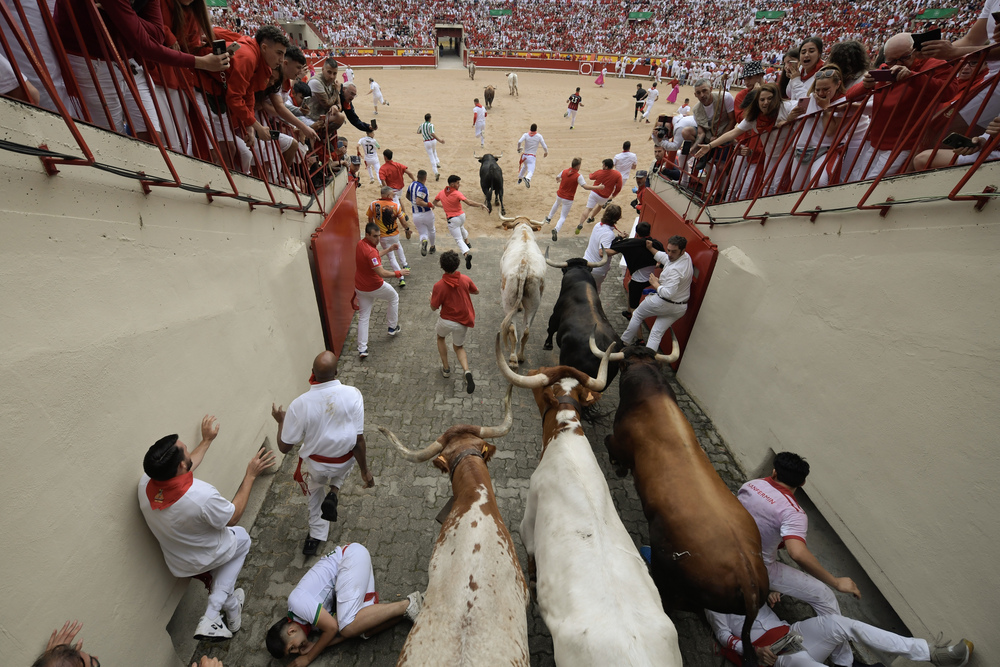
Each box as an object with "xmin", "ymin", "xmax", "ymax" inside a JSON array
[{"xmin": 345, "ymin": 68, "xmax": 693, "ymax": 234}]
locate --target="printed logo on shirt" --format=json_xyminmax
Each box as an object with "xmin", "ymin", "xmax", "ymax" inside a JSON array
[{"xmin": 371, "ymin": 257, "xmax": 379, "ymax": 266}]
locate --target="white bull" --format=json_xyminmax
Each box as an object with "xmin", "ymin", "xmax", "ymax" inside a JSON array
[
  {"xmin": 507, "ymin": 72, "xmax": 518, "ymax": 96},
  {"xmin": 499, "ymin": 218, "xmax": 546, "ymax": 368},
  {"xmin": 497, "ymin": 342, "xmax": 683, "ymax": 667}
]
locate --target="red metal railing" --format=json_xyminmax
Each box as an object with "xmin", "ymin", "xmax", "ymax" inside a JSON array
[
  {"xmin": 657, "ymin": 47, "xmax": 1000, "ymax": 225},
  {"xmin": 1, "ymin": 0, "xmax": 336, "ymax": 215}
]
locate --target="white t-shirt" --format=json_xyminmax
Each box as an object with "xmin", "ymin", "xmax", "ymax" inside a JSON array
[
  {"xmin": 288, "ymin": 547, "xmax": 344, "ymax": 625},
  {"xmin": 786, "ymin": 76, "xmax": 809, "ymax": 101},
  {"xmin": 369, "ymin": 80, "xmax": 382, "ymax": 97},
  {"xmin": 344, "ymin": 66, "xmax": 354, "ymax": 84},
  {"xmin": 674, "ymin": 114, "xmax": 698, "ymax": 131},
  {"xmin": 613, "ymin": 151, "xmax": 638, "ymax": 179},
  {"xmin": 518, "ymin": 132, "xmax": 548, "ymax": 155},
  {"xmin": 358, "ymin": 136, "xmax": 380, "ymax": 162},
  {"xmin": 652, "ymin": 250, "xmax": 693, "ymax": 302},
  {"xmin": 701, "ymin": 92, "xmax": 736, "ymax": 119},
  {"xmin": 473, "ymin": 106, "xmax": 487, "ymax": 125},
  {"xmin": 737, "ymin": 477, "xmax": 808, "ymax": 565},
  {"xmin": 645, "ymin": 87, "xmax": 660, "ymax": 104},
  {"xmin": 979, "ymin": 0, "xmax": 1000, "ymax": 75},
  {"xmin": 584, "ymin": 223, "xmax": 617, "ymax": 264},
  {"xmin": 676, "ymin": 104, "xmax": 692, "ymax": 116},
  {"xmin": 0, "ymin": 54, "xmax": 18, "ymax": 95},
  {"xmin": 734, "ymin": 100, "xmax": 796, "ymax": 132},
  {"xmin": 138, "ymin": 474, "xmax": 237, "ymax": 578},
  {"xmin": 282, "ymin": 380, "xmax": 365, "ymax": 473}
]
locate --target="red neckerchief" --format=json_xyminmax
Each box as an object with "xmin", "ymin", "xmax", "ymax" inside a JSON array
[
  {"xmin": 800, "ymin": 59, "xmax": 825, "ymax": 83},
  {"xmin": 146, "ymin": 471, "xmax": 193, "ymax": 510},
  {"xmin": 528, "ymin": 130, "xmax": 537, "ymax": 136},
  {"xmin": 308, "ymin": 372, "xmax": 320, "ymax": 385}
]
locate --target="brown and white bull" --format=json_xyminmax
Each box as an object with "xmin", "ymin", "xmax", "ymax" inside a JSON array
[
  {"xmin": 381, "ymin": 386, "xmax": 530, "ymax": 667},
  {"xmin": 497, "ymin": 338, "xmax": 682, "ymax": 667},
  {"xmin": 499, "ymin": 220, "xmax": 546, "ymax": 369},
  {"xmin": 592, "ymin": 339, "xmax": 769, "ymax": 667}
]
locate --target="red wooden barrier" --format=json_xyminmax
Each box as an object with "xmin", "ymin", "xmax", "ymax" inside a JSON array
[
  {"xmin": 311, "ymin": 181, "xmax": 361, "ymax": 356},
  {"xmin": 470, "ymin": 55, "xmax": 653, "ymax": 77},
  {"xmin": 623, "ymin": 188, "xmax": 718, "ymax": 368}
]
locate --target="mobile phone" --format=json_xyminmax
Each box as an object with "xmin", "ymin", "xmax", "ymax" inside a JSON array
[
  {"xmin": 212, "ymin": 39, "xmax": 226, "ymax": 56},
  {"xmin": 269, "ymin": 129, "xmax": 280, "ymax": 141},
  {"xmin": 911, "ymin": 28, "xmax": 942, "ymax": 51},
  {"xmin": 869, "ymin": 69, "xmax": 896, "ymax": 82},
  {"xmin": 941, "ymin": 132, "xmax": 977, "ymax": 149},
  {"xmin": 369, "ymin": 119, "xmax": 378, "ymax": 131},
  {"xmin": 226, "ymin": 42, "xmax": 241, "ymax": 55},
  {"xmin": 992, "ymin": 11, "xmax": 1000, "ymax": 22}
]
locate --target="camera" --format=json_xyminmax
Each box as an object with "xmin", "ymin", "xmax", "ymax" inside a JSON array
[
  {"xmin": 269, "ymin": 129, "xmax": 281, "ymax": 141},
  {"xmin": 212, "ymin": 39, "xmax": 226, "ymax": 56}
]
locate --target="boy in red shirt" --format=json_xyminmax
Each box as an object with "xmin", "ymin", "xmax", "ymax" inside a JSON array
[
  {"xmin": 355, "ymin": 222, "xmax": 410, "ymax": 359},
  {"xmin": 430, "ymin": 251, "xmax": 479, "ymax": 393},
  {"xmin": 433, "ymin": 175, "xmax": 487, "ymax": 270}
]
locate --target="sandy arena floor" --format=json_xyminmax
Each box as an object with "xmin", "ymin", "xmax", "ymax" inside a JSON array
[{"xmin": 342, "ymin": 67, "xmax": 694, "ymax": 238}]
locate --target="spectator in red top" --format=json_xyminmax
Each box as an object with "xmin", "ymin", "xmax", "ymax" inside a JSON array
[
  {"xmin": 430, "ymin": 250, "xmax": 480, "ymax": 393},
  {"xmin": 575, "ymin": 158, "xmax": 623, "ymax": 234},
  {"xmin": 379, "ymin": 148, "xmax": 415, "ymax": 208},
  {"xmin": 226, "ymin": 27, "xmax": 288, "ymax": 146},
  {"xmin": 355, "ymin": 222, "xmax": 408, "ymax": 359},
  {"xmin": 846, "ymin": 32, "xmax": 958, "ymax": 180},
  {"xmin": 54, "ymin": 0, "xmax": 229, "ymax": 138},
  {"xmin": 545, "ymin": 157, "xmax": 596, "ymax": 241}
]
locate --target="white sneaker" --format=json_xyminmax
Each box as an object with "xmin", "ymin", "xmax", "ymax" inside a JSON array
[
  {"xmin": 404, "ymin": 591, "xmax": 424, "ymax": 622},
  {"xmin": 223, "ymin": 588, "xmax": 245, "ymax": 633},
  {"xmin": 193, "ymin": 614, "xmax": 232, "ymax": 642}
]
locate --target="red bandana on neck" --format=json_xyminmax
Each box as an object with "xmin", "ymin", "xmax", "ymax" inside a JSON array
[
  {"xmin": 146, "ymin": 471, "xmax": 193, "ymax": 510},
  {"xmin": 528, "ymin": 131, "xmax": 537, "ymax": 136},
  {"xmin": 800, "ymin": 59, "xmax": 825, "ymax": 82}
]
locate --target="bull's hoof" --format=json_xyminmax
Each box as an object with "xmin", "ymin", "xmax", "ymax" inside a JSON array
[
  {"xmin": 500, "ymin": 208, "xmax": 507, "ymax": 216},
  {"xmin": 542, "ymin": 341, "xmax": 553, "ymax": 351}
]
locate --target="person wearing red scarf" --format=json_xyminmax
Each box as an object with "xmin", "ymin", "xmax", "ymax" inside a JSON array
[
  {"xmin": 139, "ymin": 415, "xmax": 275, "ymax": 641},
  {"xmin": 271, "ymin": 351, "xmax": 374, "ymax": 557}
]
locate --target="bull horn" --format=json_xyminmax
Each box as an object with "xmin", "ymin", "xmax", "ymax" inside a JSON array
[
  {"xmin": 544, "ymin": 246, "xmax": 568, "ymax": 269},
  {"xmin": 655, "ymin": 331, "xmax": 681, "ymax": 364},
  {"xmin": 378, "ymin": 426, "xmax": 444, "ymax": 463},
  {"xmin": 586, "ymin": 253, "xmax": 611, "ymax": 269},
  {"xmin": 499, "ymin": 214, "xmax": 516, "ymax": 222},
  {"xmin": 497, "ymin": 151, "xmax": 503, "ymax": 160},
  {"xmin": 473, "ymin": 151, "xmax": 481, "ymax": 159},
  {"xmin": 530, "ymin": 219, "xmax": 546, "ymax": 226},
  {"xmin": 583, "ymin": 340, "xmax": 615, "ymax": 392},
  {"xmin": 589, "ymin": 333, "xmax": 625, "ymax": 362},
  {"xmin": 478, "ymin": 384, "xmax": 514, "ymax": 439},
  {"xmin": 495, "ymin": 333, "xmax": 550, "ymax": 388}
]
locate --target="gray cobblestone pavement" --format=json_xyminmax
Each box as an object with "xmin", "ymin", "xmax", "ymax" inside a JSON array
[{"xmin": 191, "ymin": 229, "xmax": 815, "ymax": 667}]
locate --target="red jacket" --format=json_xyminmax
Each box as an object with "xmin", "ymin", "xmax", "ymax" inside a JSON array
[
  {"xmin": 431, "ymin": 272, "xmax": 477, "ymax": 327},
  {"xmin": 224, "ymin": 38, "xmax": 273, "ymax": 131},
  {"xmin": 590, "ymin": 168, "xmax": 623, "ymax": 199}
]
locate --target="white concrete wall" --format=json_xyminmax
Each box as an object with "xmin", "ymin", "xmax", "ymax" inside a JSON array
[
  {"xmin": 654, "ymin": 168, "xmax": 1000, "ymax": 661},
  {"xmin": 0, "ymin": 102, "xmax": 326, "ymax": 664}
]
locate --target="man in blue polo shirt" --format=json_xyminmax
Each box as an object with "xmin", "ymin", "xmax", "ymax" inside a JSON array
[{"xmin": 407, "ymin": 170, "xmax": 437, "ymax": 257}]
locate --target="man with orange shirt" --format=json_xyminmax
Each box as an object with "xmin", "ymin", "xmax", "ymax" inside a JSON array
[
  {"xmin": 355, "ymin": 223, "xmax": 409, "ymax": 359},
  {"xmin": 847, "ymin": 32, "xmax": 958, "ymax": 180},
  {"xmin": 378, "ymin": 148, "xmax": 415, "ymax": 209},
  {"xmin": 430, "ymin": 251, "xmax": 480, "ymax": 393},
  {"xmin": 433, "ymin": 175, "xmax": 487, "ymax": 270},
  {"xmin": 366, "ymin": 186, "xmax": 413, "ymax": 288},
  {"xmin": 575, "ymin": 158, "xmax": 623, "ymax": 235},
  {"xmin": 544, "ymin": 157, "xmax": 597, "ymax": 241}
]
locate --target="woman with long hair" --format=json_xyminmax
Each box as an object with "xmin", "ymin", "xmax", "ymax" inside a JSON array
[
  {"xmin": 786, "ymin": 36, "xmax": 825, "ymax": 101},
  {"xmin": 778, "ymin": 47, "xmax": 799, "ymax": 100},
  {"xmin": 783, "ymin": 64, "xmax": 848, "ymax": 191}
]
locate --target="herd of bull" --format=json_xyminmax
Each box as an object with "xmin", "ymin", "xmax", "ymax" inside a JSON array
[{"xmin": 378, "ymin": 221, "xmax": 769, "ymax": 667}]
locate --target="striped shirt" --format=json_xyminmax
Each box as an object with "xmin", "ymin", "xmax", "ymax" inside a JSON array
[
  {"xmin": 407, "ymin": 181, "xmax": 431, "ymax": 213},
  {"xmin": 419, "ymin": 121, "xmax": 435, "ymax": 141}
]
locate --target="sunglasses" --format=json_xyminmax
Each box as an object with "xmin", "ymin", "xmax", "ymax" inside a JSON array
[{"xmin": 815, "ymin": 69, "xmax": 840, "ymax": 80}]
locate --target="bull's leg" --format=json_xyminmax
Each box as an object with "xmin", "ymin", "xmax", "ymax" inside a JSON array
[
  {"xmin": 497, "ymin": 185, "xmax": 506, "ymax": 216},
  {"xmin": 543, "ymin": 310, "xmax": 559, "ymax": 350},
  {"xmin": 604, "ymin": 434, "xmax": 629, "ymax": 477},
  {"xmin": 505, "ymin": 319, "xmax": 519, "ymax": 369},
  {"xmin": 483, "ymin": 186, "xmax": 493, "ymax": 214}
]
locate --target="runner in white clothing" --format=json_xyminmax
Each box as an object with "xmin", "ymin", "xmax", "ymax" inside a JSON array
[
  {"xmin": 737, "ymin": 452, "xmax": 861, "ymax": 616},
  {"xmin": 621, "ymin": 235, "xmax": 691, "ymax": 351},
  {"xmin": 516, "ymin": 123, "xmax": 549, "ymax": 188},
  {"xmin": 358, "ymin": 131, "xmax": 380, "ymax": 184},
  {"xmin": 642, "ymin": 83, "xmax": 660, "ymax": 123},
  {"xmin": 366, "ymin": 78, "xmax": 388, "ymax": 114},
  {"xmin": 417, "ymin": 113, "xmax": 445, "ymax": 181},
  {"xmin": 613, "ymin": 141, "xmax": 638, "ymax": 183},
  {"xmin": 472, "ymin": 98, "xmax": 487, "ymax": 147},
  {"xmin": 582, "ymin": 203, "xmax": 624, "ymax": 291}
]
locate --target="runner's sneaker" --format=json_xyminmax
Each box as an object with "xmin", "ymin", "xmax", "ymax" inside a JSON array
[
  {"xmin": 563, "ymin": 111, "xmax": 569, "ymax": 117},
  {"xmin": 575, "ymin": 225, "xmax": 583, "ymax": 235},
  {"xmin": 404, "ymin": 591, "xmax": 424, "ymax": 622},
  {"xmin": 517, "ymin": 178, "xmax": 522, "ymax": 185},
  {"xmin": 398, "ymin": 279, "xmax": 406, "ymax": 289},
  {"xmin": 441, "ymin": 367, "xmax": 451, "ymax": 379},
  {"xmin": 525, "ymin": 178, "xmax": 530, "ymax": 189},
  {"xmin": 465, "ymin": 253, "xmax": 473, "ymax": 270},
  {"xmin": 465, "ymin": 371, "xmax": 475, "ymax": 394},
  {"xmin": 930, "ymin": 639, "xmax": 973, "ymax": 666},
  {"xmin": 194, "ymin": 614, "xmax": 232, "ymax": 642},
  {"xmin": 320, "ymin": 491, "xmax": 338, "ymax": 521},
  {"xmin": 388, "ymin": 326, "xmax": 401, "ymax": 336},
  {"xmin": 223, "ymin": 588, "xmax": 245, "ymax": 633},
  {"xmin": 421, "ymin": 240, "xmax": 428, "ymax": 256},
  {"xmin": 769, "ymin": 632, "xmax": 805, "ymax": 656},
  {"xmin": 544, "ymin": 216, "xmax": 551, "ymax": 223},
  {"xmin": 359, "ymin": 350, "xmax": 368, "ymax": 359},
  {"xmin": 551, "ymin": 229, "xmax": 558, "ymax": 242},
  {"xmin": 435, "ymin": 173, "xmax": 440, "ymax": 181},
  {"xmin": 429, "ymin": 246, "xmax": 436, "ymax": 254}
]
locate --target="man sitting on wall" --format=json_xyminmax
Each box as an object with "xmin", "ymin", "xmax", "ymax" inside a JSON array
[{"xmin": 138, "ymin": 415, "xmax": 275, "ymax": 641}]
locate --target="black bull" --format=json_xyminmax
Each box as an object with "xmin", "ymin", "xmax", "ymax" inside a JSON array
[
  {"xmin": 478, "ymin": 154, "xmax": 506, "ymax": 215},
  {"xmin": 543, "ymin": 258, "xmax": 623, "ymax": 384}
]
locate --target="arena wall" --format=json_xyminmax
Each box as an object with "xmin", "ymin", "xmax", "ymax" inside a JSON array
[
  {"xmin": 0, "ymin": 100, "xmax": 326, "ymax": 665},
  {"xmin": 651, "ymin": 168, "xmax": 1000, "ymax": 661}
]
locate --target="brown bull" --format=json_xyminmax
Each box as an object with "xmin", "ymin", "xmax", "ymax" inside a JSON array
[
  {"xmin": 601, "ymin": 342, "xmax": 768, "ymax": 667},
  {"xmin": 484, "ymin": 85, "xmax": 495, "ymax": 110}
]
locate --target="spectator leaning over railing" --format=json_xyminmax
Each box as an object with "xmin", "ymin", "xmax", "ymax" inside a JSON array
[
  {"xmin": 691, "ymin": 78, "xmax": 736, "ymax": 192},
  {"xmin": 786, "ymin": 36, "xmax": 825, "ymax": 101},
  {"xmin": 913, "ymin": 114, "xmax": 1000, "ymax": 170},
  {"xmin": 307, "ymin": 55, "xmax": 340, "ymax": 123},
  {"xmin": 53, "ymin": 0, "xmax": 230, "ymax": 139},
  {"xmin": 258, "ymin": 47, "xmax": 319, "ymax": 144},
  {"xmin": 845, "ymin": 32, "xmax": 958, "ymax": 181},
  {"xmin": 782, "ymin": 65, "xmax": 848, "ymax": 191}
]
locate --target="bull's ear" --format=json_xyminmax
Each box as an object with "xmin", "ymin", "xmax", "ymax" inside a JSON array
[
  {"xmin": 579, "ymin": 390, "xmax": 601, "ymax": 406},
  {"xmin": 481, "ymin": 443, "xmax": 497, "ymax": 463},
  {"xmin": 432, "ymin": 455, "xmax": 450, "ymax": 475}
]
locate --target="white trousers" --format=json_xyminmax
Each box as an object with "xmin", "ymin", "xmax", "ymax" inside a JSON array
[
  {"xmin": 364, "ymin": 157, "xmax": 380, "ymax": 180},
  {"xmin": 591, "ymin": 264, "xmax": 611, "ymax": 293},
  {"xmin": 777, "ymin": 614, "xmax": 930, "ymax": 667},
  {"xmin": 205, "ymin": 526, "xmax": 251, "ymax": 619},
  {"xmin": 193, "ymin": 94, "xmax": 251, "ymax": 173},
  {"xmin": 849, "ymin": 144, "xmax": 910, "ymax": 182},
  {"xmin": 423, "ymin": 139, "xmax": 440, "ymax": 174},
  {"xmin": 154, "ymin": 85, "xmax": 192, "ymax": 154},
  {"xmin": 622, "ymin": 295, "xmax": 686, "ymax": 350},
  {"xmin": 380, "ymin": 233, "xmax": 407, "ymax": 271},
  {"xmin": 412, "ymin": 209, "xmax": 436, "ymax": 246},
  {"xmin": 548, "ymin": 197, "xmax": 574, "ymax": 230},
  {"xmin": 447, "ymin": 214, "xmax": 470, "ymax": 254},
  {"xmin": 474, "ymin": 122, "xmax": 485, "ymax": 145},
  {"xmin": 768, "ymin": 560, "xmax": 840, "ymax": 616},
  {"xmin": 642, "ymin": 100, "xmax": 656, "ymax": 120},
  {"xmin": 67, "ymin": 54, "xmax": 158, "ymax": 134},
  {"xmin": 567, "ymin": 108, "xmax": 578, "ymax": 125},
  {"xmin": 356, "ymin": 282, "xmax": 399, "ymax": 353},
  {"xmin": 334, "ymin": 544, "xmax": 378, "ymax": 628},
  {"xmin": 518, "ymin": 154, "xmax": 536, "ymax": 180},
  {"xmin": 373, "ymin": 92, "xmax": 385, "ymax": 106},
  {"xmin": 304, "ymin": 458, "xmax": 355, "ymax": 542},
  {"xmin": 958, "ymin": 69, "xmax": 1000, "ymax": 129}
]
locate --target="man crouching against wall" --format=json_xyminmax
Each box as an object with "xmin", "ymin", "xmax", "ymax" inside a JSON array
[{"xmin": 138, "ymin": 416, "xmax": 276, "ymax": 640}]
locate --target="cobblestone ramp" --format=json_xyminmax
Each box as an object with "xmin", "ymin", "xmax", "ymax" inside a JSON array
[{"xmin": 190, "ymin": 231, "xmax": 773, "ymax": 667}]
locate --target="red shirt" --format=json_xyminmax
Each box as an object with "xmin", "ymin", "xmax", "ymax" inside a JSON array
[
  {"xmin": 225, "ymin": 39, "xmax": 274, "ymax": 131},
  {"xmin": 733, "ymin": 87, "xmax": 752, "ymax": 123},
  {"xmin": 355, "ymin": 239, "xmax": 384, "ymax": 292},
  {"xmin": 435, "ymin": 187, "xmax": 468, "ymax": 218},
  {"xmin": 557, "ymin": 168, "xmax": 584, "ymax": 200},
  {"xmin": 431, "ymin": 272, "xmax": 478, "ymax": 327},
  {"xmin": 567, "ymin": 93, "xmax": 582, "ymax": 110},
  {"xmin": 590, "ymin": 169, "xmax": 623, "ymax": 199},
  {"xmin": 148, "ymin": 0, "xmax": 204, "ymax": 89},
  {"xmin": 379, "ymin": 161, "xmax": 407, "ymax": 190}
]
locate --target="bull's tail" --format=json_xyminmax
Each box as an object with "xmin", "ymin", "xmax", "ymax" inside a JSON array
[
  {"xmin": 737, "ymin": 550, "xmax": 764, "ymax": 667},
  {"xmin": 501, "ymin": 289, "xmax": 524, "ymax": 365}
]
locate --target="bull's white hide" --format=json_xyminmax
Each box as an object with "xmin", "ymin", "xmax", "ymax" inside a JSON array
[
  {"xmin": 500, "ymin": 223, "xmax": 546, "ymax": 367},
  {"xmin": 507, "ymin": 72, "xmax": 519, "ymax": 94}
]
